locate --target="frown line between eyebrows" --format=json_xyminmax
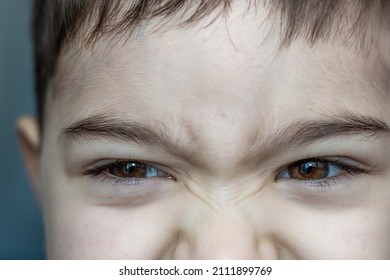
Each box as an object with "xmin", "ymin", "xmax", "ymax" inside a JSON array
[{"xmin": 60, "ymin": 113, "xmax": 390, "ymax": 164}]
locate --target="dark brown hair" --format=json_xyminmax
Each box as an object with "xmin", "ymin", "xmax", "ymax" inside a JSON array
[{"xmin": 32, "ymin": 0, "xmax": 389, "ymax": 128}]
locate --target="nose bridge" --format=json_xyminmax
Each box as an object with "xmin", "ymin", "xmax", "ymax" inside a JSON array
[{"xmin": 175, "ymin": 208, "xmax": 279, "ymax": 259}]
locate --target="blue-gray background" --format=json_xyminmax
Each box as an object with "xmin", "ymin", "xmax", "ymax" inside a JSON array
[{"xmin": 0, "ymin": 0, "xmax": 45, "ymax": 259}]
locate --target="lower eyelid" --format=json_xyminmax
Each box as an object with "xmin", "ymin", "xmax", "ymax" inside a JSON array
[
  {"xmin": 80, "ymin": 174, "xmax": 181, "ymax": 206},
  {"xmin": 95, "ymin": 170, "xmax": 175, "ymax": 186},
  {"xmin": 83, "ymin": 177, "xmax": 175, "ymax": 205},
  {"xmin": 100, "ymin": 173, "xmax": 141, "ymax": 185}
]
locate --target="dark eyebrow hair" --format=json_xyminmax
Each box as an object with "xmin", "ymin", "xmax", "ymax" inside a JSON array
[
  {"xmin": 62, "ymin": 115, "xmax": 177, "ymax": 147},
  {"xmin": 282, "ymin": 113, "xmax": 389, "ymax": 146},
  {"xmin": 62, "ymin": 114, "xmax": 201, "ymax": 165},
  {"xmin": 249, "ymin": 113, "xmax": 390, "ymax": 162},
  {"xmin": 61, "ymin": 113, "xmax": 389, "ymax": 165}
]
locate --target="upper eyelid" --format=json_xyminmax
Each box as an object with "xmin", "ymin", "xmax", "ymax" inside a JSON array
[
  {"xmin": 85, "ymin": 159, "xmax": 144, "ymax": 170},
  {"xmin": 83, "ymin": 159, "xmax": 128, "ymax": 175}
]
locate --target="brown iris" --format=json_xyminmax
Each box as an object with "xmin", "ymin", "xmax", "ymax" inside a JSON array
[
  {"xmin": 287, "ymin": 160, "xmax": 329, "ymax": 180},
  {"xmin": 108, "ymin": 162, "xmax": 147, "ymax": 178}
]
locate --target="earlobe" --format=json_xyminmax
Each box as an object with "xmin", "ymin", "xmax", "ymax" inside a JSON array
[{"xmin": 16, "ymin": 116, "xmax": 42, "ymax": 204}]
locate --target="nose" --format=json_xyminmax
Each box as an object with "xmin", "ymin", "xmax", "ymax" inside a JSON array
[{"xmin": 173, "ymin": 211, "xmax": 280, "ymax": 259}]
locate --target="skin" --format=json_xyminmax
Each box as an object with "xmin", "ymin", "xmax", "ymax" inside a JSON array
[{"xmin": 19, "ymin": 2, "xmax": 390, "ymax": 259}]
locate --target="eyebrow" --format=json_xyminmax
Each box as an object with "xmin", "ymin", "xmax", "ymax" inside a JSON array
[
  {"xmin": 61, "ymin": 114, "xmax": 202, "ymax": 165},
  {"xmin": 278, "ymin": 114, "xmax": 389, "ymax": 146},
  {"xmin": 250, "ymin": 113, "xmax": 390, "ymax": 162},
  {"xmin": 61, "ymin": 113, "xmax": 389, "ymax": 165}
]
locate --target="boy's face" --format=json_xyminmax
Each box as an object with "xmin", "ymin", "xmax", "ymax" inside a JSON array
[{"xmin": 28, "ymin": 3, "xmax": 390, "ymax": 259}]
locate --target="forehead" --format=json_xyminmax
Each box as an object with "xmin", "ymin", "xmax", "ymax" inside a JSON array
[{"xmin": 47, "ymin": 2, "xmax": 390, "ymax": 155}]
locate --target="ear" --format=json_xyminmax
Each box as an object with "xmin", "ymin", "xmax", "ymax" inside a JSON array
[{"xmin": 16, "ymin": 116, "xmax": 41, "ymax": 203}]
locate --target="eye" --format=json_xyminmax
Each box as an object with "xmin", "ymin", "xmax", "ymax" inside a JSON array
[
  {"xmin": 276, "ymin": 158, "xmax": 367, "ymax": 184},
  {"xmin": 84, "ymin": 160, "xmax": 175, "ymax": 182},
  {"xmin": 287, "ymin": 160, "xmax": 332, "ymax": 180},
  {"xmin": 108, "ymin": 161, "xmax": 169, "ymax": 178},
  {"xmin": 82, "ymin": 160, "xmax": 178, "ymax": 202}
]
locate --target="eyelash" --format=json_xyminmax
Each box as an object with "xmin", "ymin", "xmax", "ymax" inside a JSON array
[
  {"xmin": 83, "ymin": 160, "xmax": 175, "ymax": 186},
  {"xmin": 275, "ymin": 158, "xmax": 371, "ymax": 188}
]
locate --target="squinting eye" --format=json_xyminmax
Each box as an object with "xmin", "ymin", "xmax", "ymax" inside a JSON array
[
  {"xmin": 277, "ymin": 158, "xmax": 362, "ymax": 182},
  {"xmin": 84, "ymin": 160, "xmax": 175, "ymax": 181},
  {"xmin": 108, "ymin": 161, "xmax": 174, "ymax": 179}
]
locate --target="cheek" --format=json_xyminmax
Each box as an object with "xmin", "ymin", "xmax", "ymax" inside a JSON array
[
  {"xmin": 278, "ymin": 206, "xmax": 390, "ymax": 259},
  {"xmin": 45, "ymin": 196, "xmax": 186, "ymax": 259}
]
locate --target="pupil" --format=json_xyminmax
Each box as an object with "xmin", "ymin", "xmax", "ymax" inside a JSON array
[
  {"xmin": 300, "ymin": 162, "xmax": 316, "ymax": 174},
  {"xmin": 124, "ymin": 162, "xmax": 136, "ymax": 174}
]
